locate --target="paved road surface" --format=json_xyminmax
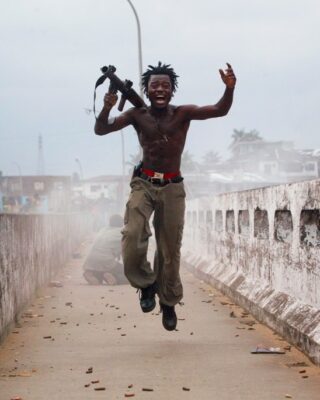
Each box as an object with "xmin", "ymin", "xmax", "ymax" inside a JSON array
[{"xmin": 1, "ymin": 242, "xmax": 320, "ymax": 399}]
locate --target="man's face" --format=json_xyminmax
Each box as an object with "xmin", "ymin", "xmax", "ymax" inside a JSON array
[{"xmin": 147, "ymin": 74, "xmax": 172, "ymax": 109}]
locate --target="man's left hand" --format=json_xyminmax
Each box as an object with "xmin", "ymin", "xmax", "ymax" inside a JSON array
[{"xmin": 219, "ymin": 63, "xmax": 236, "ymax": 89}]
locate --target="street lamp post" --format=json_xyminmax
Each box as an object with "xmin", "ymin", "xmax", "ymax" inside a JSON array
[
  {"xmin": 12, "ymin": 162, "xmax": 23, "ymax": 210},
  {"xmin": 75, "ymin": 158, "xmax": 84, "ymax": 181},
  {"xmin": 126, "ymin": 0, "xmax": 144, "ymax": 98},
  {"xmin": 126, "ymin": 0, "xmax": 144, "ymax": 159},
  {"xmin": 12, "ymin": 161, "xmax": 23, "ymax": 194},
  {"xmin": 120, "ymin": 130, "xmax": 126, "ymax": 209}
]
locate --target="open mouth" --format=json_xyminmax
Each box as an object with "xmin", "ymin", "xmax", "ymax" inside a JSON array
[{"xmin": 155, "ymin": 96, "xmax": 166, "ymax": 104}]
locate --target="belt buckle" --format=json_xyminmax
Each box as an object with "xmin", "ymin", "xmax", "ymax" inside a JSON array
[{"xmin": 151, "ymin": 171, "xmax": 164, "ymax": 184}]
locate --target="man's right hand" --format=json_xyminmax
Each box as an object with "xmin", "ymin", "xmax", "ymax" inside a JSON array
[{"xmin": 104, "ymin": 93, "xmax": 118, "ymax": 109}]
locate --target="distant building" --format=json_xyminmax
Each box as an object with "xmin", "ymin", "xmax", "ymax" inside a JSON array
[
  {"xmin": 184, "ymin": 139, "xmax": 320, "ymax": 198},
  {"xmin": 228, "ymin": 139, "xmax": 319, "ymax": 182},
  {"xmin": 72, "ymin": 175, "xmax": 129, "ymax": 219},
  {"xmin": 72, "ymin": 175, "xmax": 129, "ymax": 201},
  {"xmin": 0, "ymin": 175, "xmax": 72, "ymax": 213}
]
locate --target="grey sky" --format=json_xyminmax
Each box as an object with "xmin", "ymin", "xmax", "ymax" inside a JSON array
[{"xmin": 1, "ymin": 0, "xmax": 319, "ymax": 177}]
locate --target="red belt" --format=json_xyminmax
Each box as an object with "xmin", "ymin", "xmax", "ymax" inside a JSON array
[{"xmin": 141, "ymin": 168, "xmax": 181, "ymax": 180}]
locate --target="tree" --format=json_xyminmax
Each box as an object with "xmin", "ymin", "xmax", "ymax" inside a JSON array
[
  {"xmin": 201, "ymin": 151, "xmax": 221, "ymax": 170},
  {"xmin": 230, "ymin": 129, "xmax": 263, "ymax": 148},
  {"xmin": 229, "ymin": 129, "xmax": 264, "ymax": 159},
  {"xmin": 181, "ymin": 150, "xmax": 198, "ymax": 173}
]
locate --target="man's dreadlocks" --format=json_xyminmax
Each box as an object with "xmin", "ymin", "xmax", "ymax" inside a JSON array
[{"xmin": 141, "ymin": 62, "xmax": 179, "ymax": 95}]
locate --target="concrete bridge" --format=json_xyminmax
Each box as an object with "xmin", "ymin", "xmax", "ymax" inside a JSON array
[{"xmin": 1, "ymin": 179, "xmax": 320, "ymax": 399}]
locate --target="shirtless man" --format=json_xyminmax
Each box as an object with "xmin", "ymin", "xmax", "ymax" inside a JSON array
[{"xmin": 94, "ymin": 62, "xmax": 236, "ymax": 331}]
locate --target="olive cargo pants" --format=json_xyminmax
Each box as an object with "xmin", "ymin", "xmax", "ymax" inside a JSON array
[{"xmin": 121, "ymin": 177, "xmax": 186, "ymax": 306}]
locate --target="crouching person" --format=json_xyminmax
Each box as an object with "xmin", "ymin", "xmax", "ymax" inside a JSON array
[{"xmin": 83, "ymin": 214, "xmax": 128, "ymax": 285}]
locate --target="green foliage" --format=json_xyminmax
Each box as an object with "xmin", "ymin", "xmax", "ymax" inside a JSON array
[
  {"xmin": 230, "ymin": 129, "xmax": 263, "ymax": 148},
  {"xmin": 202, "ymin": 151, "xmax": 221, "ymax": 168}
]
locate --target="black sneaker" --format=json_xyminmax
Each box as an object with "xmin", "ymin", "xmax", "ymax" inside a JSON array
[
  {"xmin": 139, "ymin": 282, "xmax": 157, "ymax": 313},
  {"xmin": 160, "ymin": 303, "xmax": 177, "ymax": 331}
]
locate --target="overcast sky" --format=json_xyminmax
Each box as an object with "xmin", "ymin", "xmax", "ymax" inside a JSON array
[{"xmin": 1, "ymin": 0, "xmax": 319, "ymax": 177}]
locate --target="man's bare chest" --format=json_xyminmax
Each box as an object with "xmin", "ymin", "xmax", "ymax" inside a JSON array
[{"xmin": 134, "ymin": 109, "xmax": 187, "ymax": 143}]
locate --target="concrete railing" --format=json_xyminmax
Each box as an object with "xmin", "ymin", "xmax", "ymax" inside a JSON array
[
  {"xmin": 182, "ymin": 179, "xmax": 320, "ymax": 365},
  {"xmin": 0, "ymin": 213, "xmax": 92, "ymax": 341}
]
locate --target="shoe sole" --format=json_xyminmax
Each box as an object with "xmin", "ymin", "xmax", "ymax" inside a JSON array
[
  {"xmin": 141, "ymin": 300, "xmax": 156, "ymax": 313},
  {"xmin": 162, "ymin": 320, "xmax": 177, "ymax": 331}
]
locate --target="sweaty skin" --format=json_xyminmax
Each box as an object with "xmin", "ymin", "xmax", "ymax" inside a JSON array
[{"xmin": 94, "ymin": 63, "xmax": 236, "ymax": 173}]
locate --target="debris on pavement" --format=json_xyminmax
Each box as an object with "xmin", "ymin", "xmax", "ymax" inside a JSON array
[
  {"xmin": 239, "ymin": 319, "xmax": 256, "ymax": 327},
  {"xmin": 286, "ymin": 361, "xmax": 309, "ymax": 368},
  {"xmin": 241, "ymin": 312, "xmax": 249, "ymax": 317},
  {"xmin": 48, "ymin": 281, "xmax": 63, "ymax": 288},
  {"xmin": 17, "ymin": 371, "xmax": 32, "ymax": 377},
  {"xmin": 251, "ymin": 345, "xmax": 285, "ymax": 354}
]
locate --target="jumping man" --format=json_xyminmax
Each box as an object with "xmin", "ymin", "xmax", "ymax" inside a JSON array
[{"xmin": 94, "ymin": 62, "xmax": 236, "ymax": 331}]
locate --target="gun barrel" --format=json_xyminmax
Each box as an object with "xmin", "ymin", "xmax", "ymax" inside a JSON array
[{"xmin": 96, "ymin": 65, "xmax": 145, "ymax": 111}]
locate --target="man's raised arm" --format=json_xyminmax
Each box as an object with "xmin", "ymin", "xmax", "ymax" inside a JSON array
[
  {"xmin": 94, "ymin": 93, "xmax": 134, "ymax": 135},
  {"xmin": 183, "ymin": 63, "xmax": 236, "ymax": 121}
]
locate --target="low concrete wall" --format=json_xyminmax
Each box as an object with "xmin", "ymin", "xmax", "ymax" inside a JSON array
[
  {"xmin": 182, "ymin": 179, "xmax": 320, "ymax": 365},
  {"xmin": 0, "ymin": 213, "xmax": 92, "ymax": 341}
]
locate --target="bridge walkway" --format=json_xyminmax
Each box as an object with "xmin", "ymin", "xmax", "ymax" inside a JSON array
[{"xmin": 1, "ymin": 248, "xmax": 320, "ymax": 400}]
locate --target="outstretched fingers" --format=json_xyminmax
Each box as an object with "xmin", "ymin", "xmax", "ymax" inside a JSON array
[
  {"xmin": 220, "ymin": 62, "xmax": 236, "ymax": 88},
  {"xmin": 220, "ymin": 63, "xmax": 234, "ymax": 76},
  {"xmin": 225, "ymin": 63, "xmax": 235, "ymax": 76}
]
